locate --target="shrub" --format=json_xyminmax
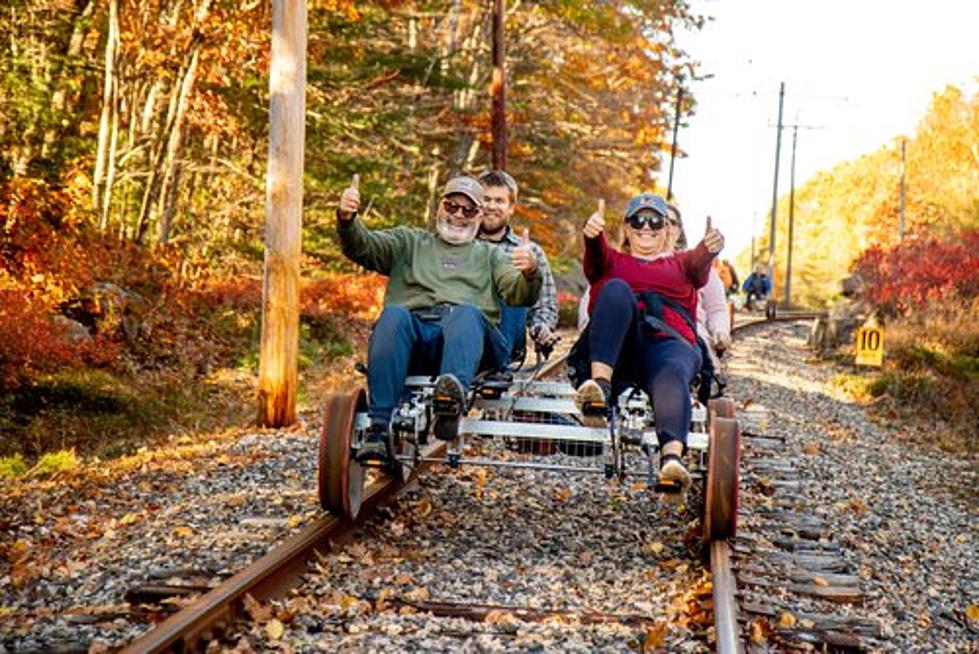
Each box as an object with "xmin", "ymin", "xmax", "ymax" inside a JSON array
[{"xmin": 852, "ymin": 228, "xmax": 979, "ymax": 317}]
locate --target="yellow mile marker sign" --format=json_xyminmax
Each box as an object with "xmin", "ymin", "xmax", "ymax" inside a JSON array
[{"xmin": 855, "ymin": 325, "xmax": 884, "ymax": 367}]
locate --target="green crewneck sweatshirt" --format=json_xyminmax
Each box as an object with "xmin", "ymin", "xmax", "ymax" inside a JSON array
[{"xmin": 337, "ymin": 216, "xmax": 541, "ymax": 325}]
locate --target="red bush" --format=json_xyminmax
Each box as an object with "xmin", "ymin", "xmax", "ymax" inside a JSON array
[
  {"xmin": 852, "ymin": 229, "xmax": 979, "ymax": 316},
  {"xmin": 190, "ymin": 272, "xmax": 386, "ymax": 320},
  {"xmin": 0, "ymin": 288, "xmax": 120, "ymax": 389}
]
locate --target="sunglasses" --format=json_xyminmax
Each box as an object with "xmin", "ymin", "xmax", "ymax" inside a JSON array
[
  {"xmin": 442, "ymin": 199, "xmax": 480, "ymax": 219},
  {"xmin": 625, "ymin": 213, "xmax": 668, "ymax": 231}
]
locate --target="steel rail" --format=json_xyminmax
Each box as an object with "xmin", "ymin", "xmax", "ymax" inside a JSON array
[
  {"xmin": 120, "ymin": 445, "xmax": 447, "ymax": 653},
  {"xmin": 711, "ymin": 540, "xmax": 742, "ymax": 654},
  {"xmin": 122, "ymin": 318, "xmax": 817, "ymax": 653},
  {"xmin": 123, "ymin": 354, "xmax": 570, "ymax": 653},
  {"xmin": 708, "ymin": 311, "xmax": 815, "ymax": 654}
]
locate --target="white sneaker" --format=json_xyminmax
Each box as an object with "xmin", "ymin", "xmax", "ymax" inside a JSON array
[
  {"xmin": 659, "ymin": 453, "xmax": 691, "ymax": 506},
  {"xmin": 574, "ymin": 379, "xmax": 609, "ymax": 427}
]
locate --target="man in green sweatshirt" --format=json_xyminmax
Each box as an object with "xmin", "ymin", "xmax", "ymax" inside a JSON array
[{"xmin": 337, "ymin": 174, "xmax": 542, "ymax": 464}]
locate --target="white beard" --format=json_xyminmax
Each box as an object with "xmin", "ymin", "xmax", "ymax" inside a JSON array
[{"xmin": 436, "ymin": 215, "xmax": 479, "ymax": 245}]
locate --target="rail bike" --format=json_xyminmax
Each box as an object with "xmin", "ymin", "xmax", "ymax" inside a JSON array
[{"xmin": 318, "ymin": 356, "xmax": 740, "ymax": 543}]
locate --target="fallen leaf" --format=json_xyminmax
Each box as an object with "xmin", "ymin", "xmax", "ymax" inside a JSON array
[
  {"xmin": 966, "ymin": 604, "xmax": 979, "ymax": 623},
  {"xmin": 799, "ymin": 618, "xmax": 815, "ymax": 629},
  {"xmin": 414, "ymin": 498, "xmax": 432, "ymax": 519},
  {"xmin": 642, "ymin": 622, "xmax": 667, "ymax": 650},
  {"xmin": 119, "ymin": 513, "xmax": 140, "ymax": 525},
  {"xmin": 778, "ymin": 611, "xmax": 797, "ymax": 628},
  {"xmin": 644, "ymin": 541, "xmax": 665, "ymax": 556},
  {"xmin": 243, "ymin": 593, "xmax": 272, "ymax": 622},
  {"xmin": 265, "ymin": 618, "xmax": 284, "ymax": 641},
  {"xmin": 553, "ymin": 487, "xmax": 572, "ymax": 502},
  {"xmin": 813, "ymin": 576, "xmax": 829, "ymax": 587},
  {"xmin": 173, "ymin": 526, "xmax": 193, "ymax": 538},
  {"xmin": 286, "ymin": 515, "xmax": 304, "ymax": 529},
  {"xmin": 404, "ymin": 586, "xmax": 430, "ymax": 602},
  {"xmin": 801, "ymin": 442, "xmax": 820, "ymax": 455},
  {"xmin": 749, "ymin": 618, "xmax": 772, "ymax": 645},
  {"xmin": 484, "ymin": 609, "xmax": 518, "ymax": 626}
]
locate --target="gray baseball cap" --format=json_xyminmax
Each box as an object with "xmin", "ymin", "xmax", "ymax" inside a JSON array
[
  {"xmin": 441, "ymin": 176, "xmax": 484, "ymax": 205},
  {"xmin": 624, "ymin": 192, "xmax": 669, "ymax": 219}
]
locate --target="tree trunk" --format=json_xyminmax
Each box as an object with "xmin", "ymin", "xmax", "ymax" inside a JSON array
[
  {"xmin": 44, "ymin": 0, "xmax": 95, "ymax": 157},
  {"xmin": 135, "ymin": 72, "xmax": 181, "ymax": 244},
  {"xmin": 257, "ymin": 0, "xmax": 307, "ymax": 428},
  {"xmin": 92, "ymin": 0, "xmax": 118, "ymax": 212},
  {"xmin": 100, "ymin": 73, "xmax": 121, "ymax": 231},
  {"xmin": 158, "ymin": 38, "xmax": 202, "ymax": 244}
]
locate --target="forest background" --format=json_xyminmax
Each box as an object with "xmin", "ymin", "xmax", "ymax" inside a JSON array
[{"xmin": 1, "ymin": 0, "xmax": 976, "ymax": 470}]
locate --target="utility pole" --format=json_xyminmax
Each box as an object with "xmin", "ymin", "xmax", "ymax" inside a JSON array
[
  {"xmin": 767, "ymin": 82, "xmax": 785, "ymax": 282},
  {"xmin": 491, "ymin": 0, "xmax": 507, "ymax": 169},
  {"xmin": 666, "ymin": 76, "xmax": 684, "ymax": 200},
  {"xmin": 784, "ymin": 125, "xmax": 797, "ymax": 307},
  {"xmin": 899, "ymin": 139, "xmax": 906, "ymax": 241},
  {"xmin": 258, "ymin": 0, "xmax": 307, "ymax": 427}
]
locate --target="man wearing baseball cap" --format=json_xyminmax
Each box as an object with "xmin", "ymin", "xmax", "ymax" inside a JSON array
[{"xmin": 336, "ymin": 174, "xmax": 542, "ymax": 465}]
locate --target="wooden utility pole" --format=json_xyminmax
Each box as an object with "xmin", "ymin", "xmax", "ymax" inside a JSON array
[
  {"xmin": 258, "ymin": 0, "xmax": 307, "ymax": 427},
  {"xmin": 491, "ymin": 0, "xmax": 507, "ymax": 169},
  {"xmin": 667, "ymin": 78, "xmax": 683, "ymax": 201},
  {"xmin": 767, "ymin": 81, "xmax": 785, "ymax": 276},
  {"xmin": 784, "ymin": 125, "xmax": 797, "ymax": 307}
]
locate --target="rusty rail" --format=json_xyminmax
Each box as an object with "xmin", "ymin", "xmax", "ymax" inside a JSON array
[
  {"xmin": 122, "ymin": 355, "xmax": 569, "ymax": 653},
  {"xmin": 122, "ymin": 315, "xmax": 832, "ymax": 652},
  {"xmin": 119, "ymin": 469, "xmax": 429, "ymax": 653}
]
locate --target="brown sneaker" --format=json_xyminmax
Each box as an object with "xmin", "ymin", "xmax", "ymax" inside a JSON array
[{"xmin": 574, "ymin": 379, "xmax": 610, "ymax": 427}]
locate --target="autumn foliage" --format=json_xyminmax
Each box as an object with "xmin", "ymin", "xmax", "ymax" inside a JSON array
[{"xmin": 852, "ymin": 229, "xmax": 979, "ymax": 317}]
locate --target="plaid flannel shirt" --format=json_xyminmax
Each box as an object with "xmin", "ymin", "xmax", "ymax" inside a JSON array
[{"xmin": 487, "ymin": 226, "xmax": 558, "ymax": 335}]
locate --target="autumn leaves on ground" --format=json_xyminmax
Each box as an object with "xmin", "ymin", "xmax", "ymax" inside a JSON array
[{"xmin": 2, "ymin": 1, "xmax": 978, "ymax": 481}]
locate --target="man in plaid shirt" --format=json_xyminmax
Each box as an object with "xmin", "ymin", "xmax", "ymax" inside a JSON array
[{"xmin": 477, "ymin": 171, "xmax": 559, "ymax": 362}]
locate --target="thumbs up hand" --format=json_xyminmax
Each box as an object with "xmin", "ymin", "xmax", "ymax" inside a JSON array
[
  {"xmin": 511, "ymin": 227, "xmax": 539, "ymax": 276},
  {"xmin": 583, "ymin": 199, "xmax": 607, "ymax": 239},
  {"xmin": 703, "ymin": 215, "xmax": 725, "ymax": 254},
  {"xmin": 338, "ymin": 174, "xmax": 361, "ymax": 221}
]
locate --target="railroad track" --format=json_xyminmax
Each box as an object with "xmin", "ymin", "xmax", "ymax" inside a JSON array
[{"xmin": 121, "ymin": 312, "xmax": 829, "ymax": 653}]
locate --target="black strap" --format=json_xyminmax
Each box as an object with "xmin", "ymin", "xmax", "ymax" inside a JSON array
[{"xmin": 636, "ymin": 290, "xmax": 696, "ymax": 350}]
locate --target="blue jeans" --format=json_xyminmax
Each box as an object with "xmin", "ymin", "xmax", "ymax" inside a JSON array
[
  {"xmin": 497, "ymin": 305, "xmax": 528, "ymax": 363},
  {"xmin": 366, "ymin": 304, "xmax": 508, "ymax": 424},
  {"xmin": 588, "ymin": 279, "xmax": 702, "ymax": 448}
]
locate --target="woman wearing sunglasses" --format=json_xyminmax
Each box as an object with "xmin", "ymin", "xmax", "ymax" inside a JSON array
[{"xmin": 573, "ymin": 192, "xmax": 725, "ymax": 501}]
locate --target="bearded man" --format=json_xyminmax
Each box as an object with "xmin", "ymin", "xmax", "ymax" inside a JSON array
[
  {"xmin": 336, "ymin": 175, "xmax": 541, "ymax": 463},
  {"xmin": 476, "ymin": 170, "xmax": 559, "ymax": 363}
]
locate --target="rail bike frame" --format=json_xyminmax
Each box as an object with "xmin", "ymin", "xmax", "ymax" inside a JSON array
[{"xmin": 319, "ymin": 370, "xmax": 740, "ymax": 542}]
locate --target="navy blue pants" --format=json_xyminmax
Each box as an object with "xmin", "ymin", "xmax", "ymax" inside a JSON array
[
  {"xmin": 497, "ymin": 304, "xmax": 528, "ymax": 363},
  {"xmin": 588, "ymin": 279, "xmax": 702, "ymax": 448},
  {"xmin": 367, "ymin": 305, "xmax": 507, "ymax": 424}
]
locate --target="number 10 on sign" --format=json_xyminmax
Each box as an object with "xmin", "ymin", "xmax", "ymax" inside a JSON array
[{"xmin": 855, "ymin": 327, "xmax": 884, "ymax": 367}]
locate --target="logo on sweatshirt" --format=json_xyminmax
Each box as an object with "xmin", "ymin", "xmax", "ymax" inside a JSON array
[{"xmin": 441, "ymin": 256, "xmax": 460, "ymax": 271}]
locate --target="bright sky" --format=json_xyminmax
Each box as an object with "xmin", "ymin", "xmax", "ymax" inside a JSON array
[{"xmin": 669, "ymin": 0, "xmax": 979, "ymax": 261}]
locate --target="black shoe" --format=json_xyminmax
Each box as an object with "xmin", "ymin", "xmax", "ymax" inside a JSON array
[
  {"xmin": 356, "ymin": 422, "xmax": 391, "ymax": 465},
  {"xmin": 432, "ymin": 374, "xmax": 465, "ymax": 441}
]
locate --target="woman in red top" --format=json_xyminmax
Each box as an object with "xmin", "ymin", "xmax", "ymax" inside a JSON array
[{"xmin": 574, "ymin": 192, "xmax": 725, "ymax": 497}]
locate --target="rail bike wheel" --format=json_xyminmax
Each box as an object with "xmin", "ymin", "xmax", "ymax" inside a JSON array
[
  {"xmin": 703, "ymin": 416, "xmax": 740, "ymax": 542},
  {"xmin": 318, "ymin": 389, "xmax": 367, "ymax": 519},
  {"xmin": 708, "ymin": 397, "xmax": 736, "ymax": 420}
]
